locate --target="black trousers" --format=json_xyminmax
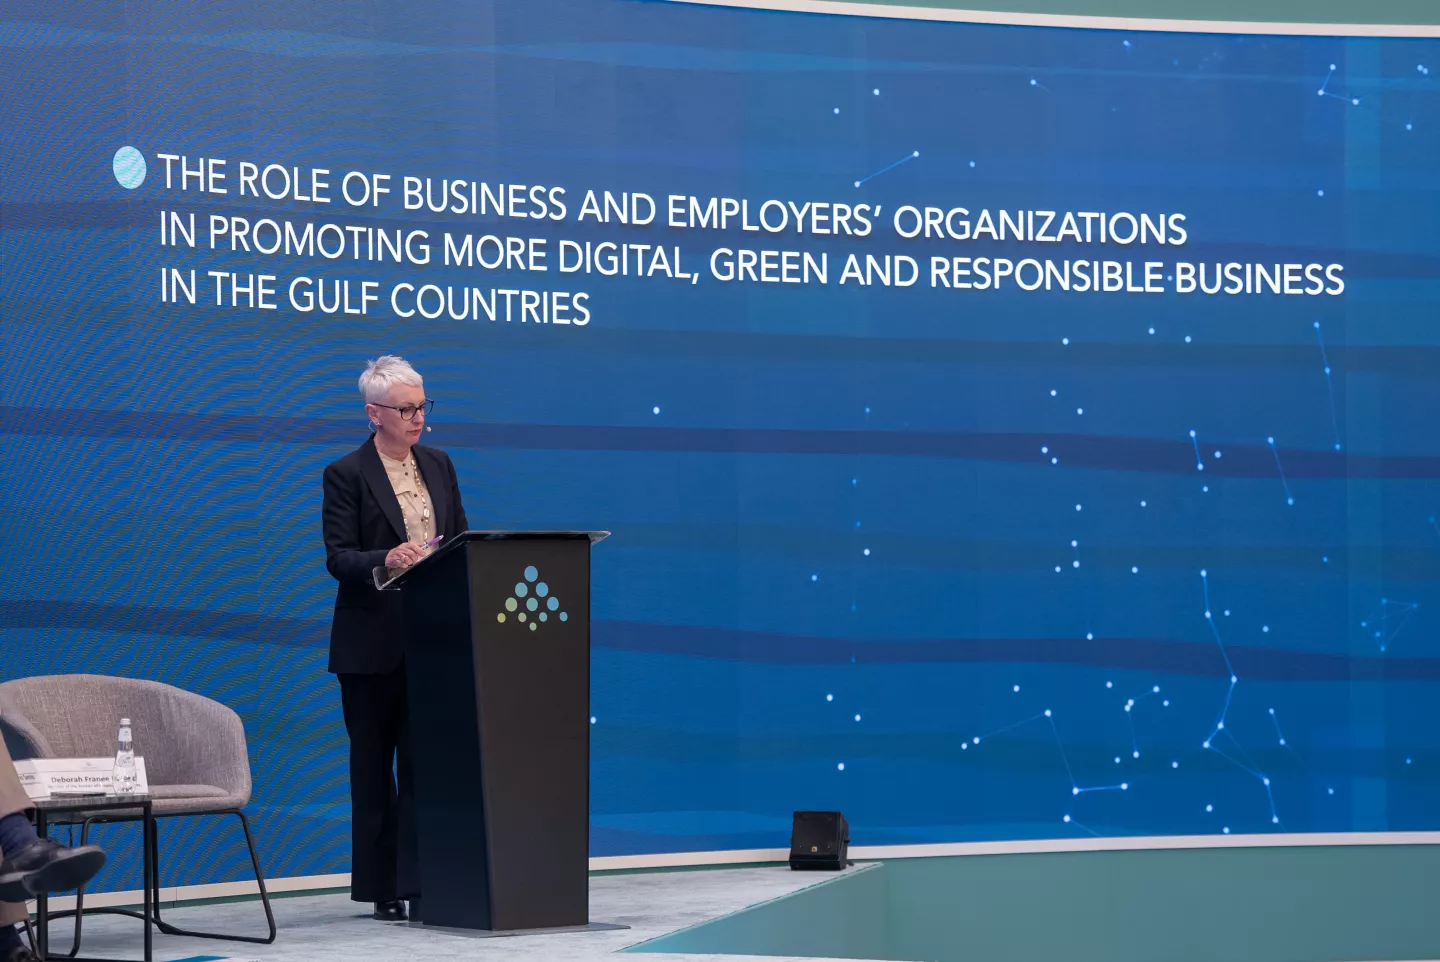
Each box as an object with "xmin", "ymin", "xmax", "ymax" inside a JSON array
[{"xmin": 338, "ymin": 666, "xmax": 418, "ymax": 903}]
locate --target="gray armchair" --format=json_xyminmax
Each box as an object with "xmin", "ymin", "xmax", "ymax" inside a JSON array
[{"xmin": 0, "ymin": 674, "xmax": 276, "ymax": 948}]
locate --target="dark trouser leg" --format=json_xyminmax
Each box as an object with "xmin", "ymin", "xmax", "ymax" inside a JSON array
[
  {"xmin": 339, "ymin": 670, "xmax": 405, "ymax": 903},
  {"xmin": 394, "ymin": 666, "xmax": 419, "ymax": 900}
]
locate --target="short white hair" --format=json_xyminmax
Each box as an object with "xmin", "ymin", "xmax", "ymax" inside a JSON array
[{"xmin": 358, "ymin": 355, "xmax": 423, "ymax": 404}]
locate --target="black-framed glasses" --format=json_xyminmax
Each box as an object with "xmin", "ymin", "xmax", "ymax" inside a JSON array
[{"xmin": 372, "ymin": 399, "xmax": 434, "ymax": 421}]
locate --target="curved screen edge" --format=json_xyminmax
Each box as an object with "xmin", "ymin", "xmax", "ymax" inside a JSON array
[{"xmin": 656, "ymin": 0, "xmax": 1440, "ymax": 36}]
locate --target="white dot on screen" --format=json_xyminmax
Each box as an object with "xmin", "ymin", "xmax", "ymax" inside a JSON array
[
  {"xmin": 1014, "ymin": 685, "xmax": 1021, "ymax": 692},
  {"xmin": 1055, "ymin": 566, "xmax": 1062, "ymax": 573},
  {"xmin": 1076, "ymin": 408, "xmax": 1084, "ymax": 415},
  {"xmin": 1207, "ymin": 804, "xmax": 1214, "ymax": 812},
  {"xmin": 1062, "ymin": 337, "xmax": 1070, "ymax": 345},
  {"xmin": 1148, "ymin": 327, "xmax": 1155, "ymax": 335},
  {"xmin": 826, "ymin": 694, "xmax": 833, "ymax": 702},
  {"xmin": 853, "ymin": 181, "xmax": 860, "ymax": 188},
  {"xmin": 1223, "ymin": 827, "xmax": 1230, "ymax": 834},
  {"xmin": 837, "ymin": 762, "xmax": 845, "ymax": 771},
  {"xmin": 1106, "ymin": 681, "xmax": 1113, "ymax": 689},
  {"xmin": 1086, "ymin": 632, "xmax": 1094, "ymax": 640},
  {"xmin": 652, "ymin": 405, "xmax": 660, "ymax": 414},
  {"xmin": 1051, "ymin": 457, "xmax": 1058, "ymax": 464},
  {"xmin": 863, "ymin": 548, "xmax": 871, "ymax": 556},
  {"xmin": 855, "ymin": 714, "xmax": 861, "ymax": 721},
  {"xmin": 833, "ymin": 107, "xmax": 840, "ymax": 114},
  {"xmin": 1172, "ymin": 761, "xmax": 1178, "ymax": 768},
  {"xmin": 590, "ymin": 716, "xmax": 597, "ymax": 724},
  {"xmin": 1132, "ymin": 566, "xmax": 1139, "ymax": 574},
  {"xmin": 1072, "ymin": 560, "xmax": 1080, "ymax": 569},
  {"xmin": 873, "ymin": 88, "xmax": 879, "ymax": 95},
  {"xmin": 1064, "ymin": 815, "xmax": 1071, "ymax": 823},
  {"xmin": 1140, "ymin": 500, "xmax": 1147, "ymax": 507},
  {"xmin": 1184, "ymin": 335, "xmax": 1192, "ymax": 343},
  {"xmin": 1041, "ymin": 446, "xmax": 1049, "ymax": 454},
  {"xmin": 811, "ymin": 574, "xmax": 818, "ymax": 582},
  {"xmin": 1071, "ymin": 540, "xmax": 1078, "ymax": 547},
  {"xmin": 1317, "ymin": 189, "xmax": 1325, "ymax": 197},
  {"xmin": 969, "ymin": 160, "xmax": 976, "ymax": 168},
  {"xmin": 1050, "ymin": 389, "xmax": 1057, "ymax": 397},
  {"xmin": 1075, "ymin": 504, "xmax": 1082, "ymax": 512}
]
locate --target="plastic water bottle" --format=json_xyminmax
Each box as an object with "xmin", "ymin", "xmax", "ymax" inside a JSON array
[{"xmin": 112, "ymin": 718, "xmax": 137, "ymax": 795}]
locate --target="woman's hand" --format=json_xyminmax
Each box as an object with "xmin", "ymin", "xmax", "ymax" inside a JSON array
[{"xmin": 385, "ymin": 542, "xmax": 427, "ymax": 568}]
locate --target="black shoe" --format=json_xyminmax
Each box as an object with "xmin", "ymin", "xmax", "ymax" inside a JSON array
[
  {"xmin": 373, "ymin": 900, "xmax": 407, "ymax": 921},
  {"xmin": 0, "ymin": 838, "xmax": 107, "ymax": 901}
]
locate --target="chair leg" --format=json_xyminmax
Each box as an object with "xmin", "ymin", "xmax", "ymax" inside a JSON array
[
  {"xmin": 65, "ymin": 816, "xmax": 97, "ymax": 959},
  {"xmin": 151, "ymin": 811, "xmax": 276, "ymax": 945}
]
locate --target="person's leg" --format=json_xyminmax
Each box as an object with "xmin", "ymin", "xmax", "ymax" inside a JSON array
[
  {"xmin": 0, "ymin": 735, "xmax": 105, "ymax": 910},
  {"xmin": 394, "ymin": 664, "xmax": 419, "ymax": 902},
  {"xmin": 339, "ymin": 673, "xmax": 400, "ymax": 906}
]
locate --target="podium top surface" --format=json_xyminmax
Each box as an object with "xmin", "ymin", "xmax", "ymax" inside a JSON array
[{"xmin": 379, "ymin": 530, "xmax": 609, "ymax": 590}]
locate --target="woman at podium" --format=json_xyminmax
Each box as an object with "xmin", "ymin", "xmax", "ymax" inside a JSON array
[{"xmin": 320, "ymin": 355, "xmax": 469, "ymax": 922}]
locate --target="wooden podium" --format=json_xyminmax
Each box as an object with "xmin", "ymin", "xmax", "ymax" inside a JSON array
[{"xmin": 385, "ymin": 530, "xmax": 608, "ymax": 933}]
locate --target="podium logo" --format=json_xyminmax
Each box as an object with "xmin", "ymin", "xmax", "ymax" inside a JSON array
[{"xmin": 497, "ymin": 564, "xmax": 568, "ymax": 631}]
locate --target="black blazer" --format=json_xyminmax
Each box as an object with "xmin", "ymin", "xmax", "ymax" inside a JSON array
[{"xmin": 321, "ymin": 435, "xmax": 469, "ymax": 674}]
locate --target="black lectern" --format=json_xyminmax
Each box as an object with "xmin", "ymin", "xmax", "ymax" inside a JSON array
[{"xmin": 385, "ymin": 530, "xmax": 608, "ymax": 932}]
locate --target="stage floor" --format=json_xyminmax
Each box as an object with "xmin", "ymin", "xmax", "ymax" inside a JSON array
[{"xmin": 43, "ymin": 865, "xmax": 858, "ymax": 962}]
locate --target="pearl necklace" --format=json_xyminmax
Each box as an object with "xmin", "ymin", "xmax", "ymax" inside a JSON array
[{"xmin": 408, "ymin": 456, "xmax": 432, "ymax": 525}]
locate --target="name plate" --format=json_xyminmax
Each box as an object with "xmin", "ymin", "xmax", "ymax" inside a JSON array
[{"xmin": 13, "ymin": 757, "xmax": 150, "ymax": 799}]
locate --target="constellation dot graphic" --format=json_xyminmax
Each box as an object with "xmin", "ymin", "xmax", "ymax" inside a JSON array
[
  {"xmin": 872, "ymin": 87, "xmax": 880, "ymax": 96},
  {"xmin": 966, "ymin": 709, "xmax": 1129, "ymax": 798},
  {"xmin": 1189, "ymin": 430, "xmax": 1204, "ymax": 471},
  {"xmin": 837, "ymin": 763, "xmax": 845, "ymax": 771},
  {"xmin": 833, "ymin": 107, "xmax": 840, "ymax": 114},
  {"xmin": 854, "ymin": 150, "xmax": 920, "ymax": 188},
  {"xmin": 1318, "ymin": 63, "xmax": 1360, "ymax": 105},
  {"xmin": 1266, "ymin": 437, "xmax": 1295, "ymax": 505},
  {"xmin": 652, "ymin": 405, "xmax": 661, "ymax": 415},
  {"xmin": 1029, "ymin": 77, "xmax": 1049, "ymax": 91},
  {"xmin": 1360, "ymin": 598, "xmax": 1419, "ymax": 652},
  {"xmin": 1312, "ymin": 322, "xmax": 1343, "ymax": 451},
  {"xmin": 1199, "ymin": 570, "xmax": 1281, "ymax": 826}
]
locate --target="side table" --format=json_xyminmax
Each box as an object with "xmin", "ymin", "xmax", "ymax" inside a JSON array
[{"xmin": 30, "ymin": 794, "xmax": 154, "ymax": 962}]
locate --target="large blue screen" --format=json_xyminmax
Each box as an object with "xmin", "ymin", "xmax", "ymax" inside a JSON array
[{"xmin": 3, "ymin": 0, "xmax": 1439, "ymax": 886}]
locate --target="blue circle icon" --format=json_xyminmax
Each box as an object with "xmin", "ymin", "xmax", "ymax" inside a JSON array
[
  {"xmin": 515, "ymin": 583, "xmax": 527, "ymax": 597},
  {"xmin": 536, "ymin": 582, "xmax": 548, "ymax": 597},
  {"xmin": 547, "ymin": 597, "xmax": 559, "ymax": 611},
  {"xmin": 526, "ymin": 597, "xmax": 538, "ymax": 611},
  {"xmin": 559, "ymin": 612, "xmax": 568, "ymax": 622},
  {"xmin": 524, "ymin": 566, "xmax": 538, "ymax": 582},
  {"xmin": 112, "ymin": 146, "xmax": 146, "ymax": 189}
]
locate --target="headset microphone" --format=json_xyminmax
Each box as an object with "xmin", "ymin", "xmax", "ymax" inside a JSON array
[{"xmin": 425, "ymin": 425, "xmax": 432, "ymax": 432}]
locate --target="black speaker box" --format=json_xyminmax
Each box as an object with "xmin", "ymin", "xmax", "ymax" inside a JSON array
[{"xmin": 789, "ymin": 810, "xmax": 848, "ymax": 870}]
